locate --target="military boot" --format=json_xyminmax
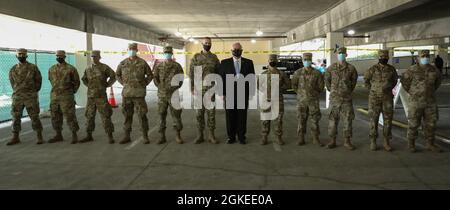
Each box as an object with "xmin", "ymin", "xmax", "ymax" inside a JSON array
[
  {"xmin": 426, "ymin": 139, "xmax": 441, "ymax": 153},
  {"xmin": 261, "ymin": 135, "xmax": 268, "ymax": 145},
  {"xmin": 157, "ymin": 131, "xmax": 167, "ymax": 145},
  {"xmin": 176, "ymin": 131, "xmax": 184, "ymax": 144},
  {"xmin": 208, "ymin": 130, "xmax": 219, "ymax": 144},
  {"xmin": 276, "ymin": 135, "xmax": 285, "ymax": 145},
  {"xmin": 143, "ymin": 131, "xmax": 150, "ymax": 145},
  {"xmin": 71, "ymin": 132, "xmax": 78, "ymax": 144},
  {"xmin": 344, "ymin": 138, "xmax": 355, "ymax": 151},
  {"xmin": 408, "ymin": 139, "xmax": 416, "ymax": 153},
  {"xmin": 370, "ymin": 138, "xmax": 378, "ymax": 151},
  {"xmin": 312, "ymin": 135, "xmax": 324, "ymax": 147},
  {"xmin": 48, "ymin": 131, "xmax": 63, "ymax": 143},
  {"xmin": 194, "ymin": 129, "xmax": 205, "ymax": 144},
  {"xmin": 327, "ymin": 137, "xmax": 337, "ymax": 149},
  {"xmin": 6, "ymin": 132, "xmax": 21, "ymax": 146},
  {"xmin": 120, "ymin": 131, "xmax": 131, "ymax": 144},
  {"xmin": 79, "ymin": 132, "xmax": 94, "ymax": 143},
  {"xmin": 383, "ymin": 138, "xmax": 393, "ymax": 152},
  {"xmin": 36, "ymin": 131, "xmax": 44, "ymax": 145},
  {"xmin": 297, "ymin": 134, "xmax": 306, "ymax": 146},
  {"xmin": 108, "ymin": 133, "xmax": 115, "ymax": 144}
]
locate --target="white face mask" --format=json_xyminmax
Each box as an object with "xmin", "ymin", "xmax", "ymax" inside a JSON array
[
  {"xmin": 128, "ymin": 50, "xmax": 137, "ymax": 57},
  {"xmin": 303, "ymin": 61, "xmax": 312, "ymax": 68}
]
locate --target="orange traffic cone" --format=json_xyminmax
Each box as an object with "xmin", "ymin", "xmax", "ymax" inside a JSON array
[{"xmin": 108, "ymin": 87, "xmax": 118, "ymax": 108}]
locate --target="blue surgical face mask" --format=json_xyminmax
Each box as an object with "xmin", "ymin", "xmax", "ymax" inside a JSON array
[
  {"xmin": 304, "ymin": 61, "xmax": 312, "ymax": 68},
  {"xmin": 420, "ymin": 57, "xmax": 430, "ymax": 65},
  {"xmin": 128, "ymin": 50, "xmax": 137, "ymax": 57},
  {"xmin": 164, "ymin": 53, "xmax": 173, "ymax": 60},
  {"xmin": 338, "ymin": 53, "xmax": 346, "ymax": 62}
]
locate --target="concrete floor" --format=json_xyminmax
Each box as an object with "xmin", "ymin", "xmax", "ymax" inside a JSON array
[{"xmin": 0, "ymin": 81, "xmax": 449, "ymax": 190}]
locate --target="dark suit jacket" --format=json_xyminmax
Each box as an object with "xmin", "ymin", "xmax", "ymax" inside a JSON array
[{"xmin": 219, "ymin": 57, "xmax": 256, "ymax": 107}]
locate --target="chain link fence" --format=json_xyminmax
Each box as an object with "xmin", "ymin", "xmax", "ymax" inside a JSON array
[{"xmin": 0, "ymin": 48, "xmax": 76, "ymax": 122}]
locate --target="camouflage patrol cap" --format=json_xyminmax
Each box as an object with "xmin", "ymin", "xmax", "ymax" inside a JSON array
[
  {"xmin": 378, "ymin": 50, "xmax": 389, "ymax": 57},
  {"xmin": 338, "ymin": 47, "xmax": 347, "ymax": 54},
  {"xmin": 164, "ymin": 46, "xmax": 173, "ymax": 53},
  {"xmin": 303, "ymin": 53, "xmax": 313, "ymax": 60},
  {"xmin": 269, "ymin": 54, "xmax": 278, "ymax": 60},
  {"xmin": 128, "ymin": 43, "xmax": 138, "ymax": 49},
  {"xmin": 420, "ymin": 50, "xmax": 430, "ymax": 57},
  {"xmin": 16, "ymin": 48, "xmax": 27, "ymax": 54},
  {"xmin": 56, "ymin": 50, "xmax": 66, "ymax": 56},
  {"xmin": 91, "ymin": 50, "xmax": 101, "ymax": 57}
]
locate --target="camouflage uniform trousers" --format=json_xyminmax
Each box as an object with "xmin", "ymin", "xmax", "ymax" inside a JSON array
[
  {"xmin": 261, "ymin": 97, "xmax": 284, "ymax": 137},
  {"xmin": 328, "ymin": 101, "xmax": 355, "ymax": 139},
  {"xmin": 50, "ymin": 97, "xmax": 80, "ymax": 132},
  {"xmin": 85, "ymin": 97, "xmax": 114, "ymax": 134},
  {"xmin": 158, "ymin": 97, "xmax": 183, "ymax": 133},
  {"xmin": 196, "ymin": 92, "xmax": 215, "ymax": 131},
  {"xmin": 297, "ymin": 99, "xmax": 321, "ymax": 137},
  {"xmin": 122, "ymin": 97, "xmax": 149, "ymax": 133},
  {"xmin": 368, "ymin": 96, "xmax": 394, "ymax": 140},
  {"xmin": 11, "ymin": 97, "xmax": 43, "ymax": 133},
  {"xmin": 407, "ymin": 102, "xmax": 438, "ymax": 142}
]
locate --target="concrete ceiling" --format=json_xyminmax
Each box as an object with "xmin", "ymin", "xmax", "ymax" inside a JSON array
[{"xmin": 57, "ymin": 0, "xmax": 342, "ymax": 39}]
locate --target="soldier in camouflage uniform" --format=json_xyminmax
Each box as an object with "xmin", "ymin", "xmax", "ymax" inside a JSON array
[
  {"xmin": 401, "ymin": 50, "xmax": 442, "ymax": 153},
  {"xmin": 154, "ymin": 46, "xmax": 184, "ymax": 144},
  {"xmin": 116, "ymin": 43, "xmax": 153, "ymax": 144},
  {"xmin": 189, "ymin": 37, "xmax": 221, "ymax": 144},
  {"xmin": 7, "ymin": 48, "xmax": 44, "ymax": 146},
  {"xmin": 259, "ymin": 54, "xmax": 290, "ymax": 145},
  {"xmin": 324, "ymin": 47, "xmax": 358, "ymax": 150},
  {"xmin": 79, "ymin": 50, "xmax": 117, "ymax": 144},
  {"xmin": 48, "ymin": 50, "xmax": 81, "ymax": 144},
  {"xmin": 364, "ymin": 50, "xmax": 399, "ymax": 152},
  {"xmin": 292, "ymin": 53, "xmax": 325, "ymax": 147}
]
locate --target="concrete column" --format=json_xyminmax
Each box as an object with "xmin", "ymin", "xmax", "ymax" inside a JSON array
[
  {"xmin": 75, "ymin": 33, "xmax": 93, "ymax": 107},
  {"xmin": 325, "ymin": 32, "xmax": 344, "ymax": 109}
]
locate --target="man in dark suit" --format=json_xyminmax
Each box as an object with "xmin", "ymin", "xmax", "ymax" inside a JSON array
[{"xmin": 220, "ymin": 42, "xmax": 256, "ymax": 144}]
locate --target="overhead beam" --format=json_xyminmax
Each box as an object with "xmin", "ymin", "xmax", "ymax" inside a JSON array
[{"xmin": 0, "ymin": 0, "xmax": 184, "ymax": 49}]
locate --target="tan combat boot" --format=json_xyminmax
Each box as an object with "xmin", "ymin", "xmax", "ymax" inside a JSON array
[
  {"xmin": 120, "ymin": 131, "xmax": 131, "ymax": 144},
  {"xmin": 408, "ymin": 139, "xmax": 416, "ymax": 153},
  {"xmin": 426, "ymin": 139, "xmax": 441, "ymax": 153},
  {"xmin": 370, "ymin": 138, "xmax": 378, "ymax": 151},
  {"xmin": 344, "ymin": 138, "xmax": 355, "ymax": 151},
  {"xmin": 79, "ymin": 132, "xmax": 94, "ymax": 143},
  {"xmin": 194, "ymin": 129, "xmax": 205, "ymax": 144},
  {"xmin": 108, "ymin": 133, "xmax": 115, "ymax": 144},
  {"xmin": 261, "ymin": 135, "xmax": 268, "ymax": 145},
  {"xmin": 176, "ymin": 131, "xmax": 184, "ymax": 144},
  {"xmin": 36, "ymin": 131, "xmax": 44, "ymax": 145},
  {"xmin": 208, "ymin": 130, "xmax": 219, "ymax": 144},
  {"xmin": 297, "ymin": 134, "xmax": 305, "ymax": 146},
  {"xmin": 327, "ymin": 137, "xmax": 337, "ymax": 149},
  {"xmin": 143, "ymin": 131, "xmax": 150, "ymax": 145},
  {"xmin": 48, "ymin": 131, "xmax": 63, "ymax": 143},
  {"xmin": 71, "ymin": 132, "xmax": 78, "ymax": 144},
  {"xmin": 312, "ymin": 135, "xmax": 324, "ymax": 147},
  {"xmin": 6, "ymin": 132, "xmax": 20, "ymax": 146},
  {"xmin": 276, "ymin": 135, "xmax": 285, "ymax": 145},
  {"xmin": 383, "ymin": 138, "xmax": 393, "ymax": 152},
  {"xmin": 157, "ymin": 131, "xmax": 167, "ymax": 145}
]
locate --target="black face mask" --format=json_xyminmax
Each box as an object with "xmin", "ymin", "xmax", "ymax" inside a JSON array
[
  {"xmin": 269, "ymin": 62, "xmax": 277, "ymax": 67},
  {"xmin": 57, "ymin": 58, "xmax": 65, "ymax": 64},
  {"xmin": 232, "ymin": 49, "xmax": 243, "ymax": 58},
  {"xmin": 17, "ymin": 56, "xmax": 27, "ymax": 63},
  {"xmin": 203, "ymin": 45, "xmax": 211, "ymax": 52},
  {"xmin": 379, "ymin": 58, "xmax": 389, "ymax": 65}
]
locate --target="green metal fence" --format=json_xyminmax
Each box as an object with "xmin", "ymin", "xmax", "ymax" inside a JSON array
[{"xmin": 0, "ymin": 49, "xmax": 76, "ymax": 122}]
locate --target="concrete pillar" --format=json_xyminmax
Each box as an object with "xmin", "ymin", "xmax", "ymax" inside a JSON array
[
  {"xmin": 75, "ymin": 33, "xmax": 93, "ymax": 107},
  {"xmin": 325, "ymin": 32, "xmax": 344, "ymax": 109}
]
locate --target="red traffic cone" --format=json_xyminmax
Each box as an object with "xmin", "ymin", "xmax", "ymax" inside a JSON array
[{"xmin": 108, "ymin": 87, "xmax": 118, "ymax": 108}]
